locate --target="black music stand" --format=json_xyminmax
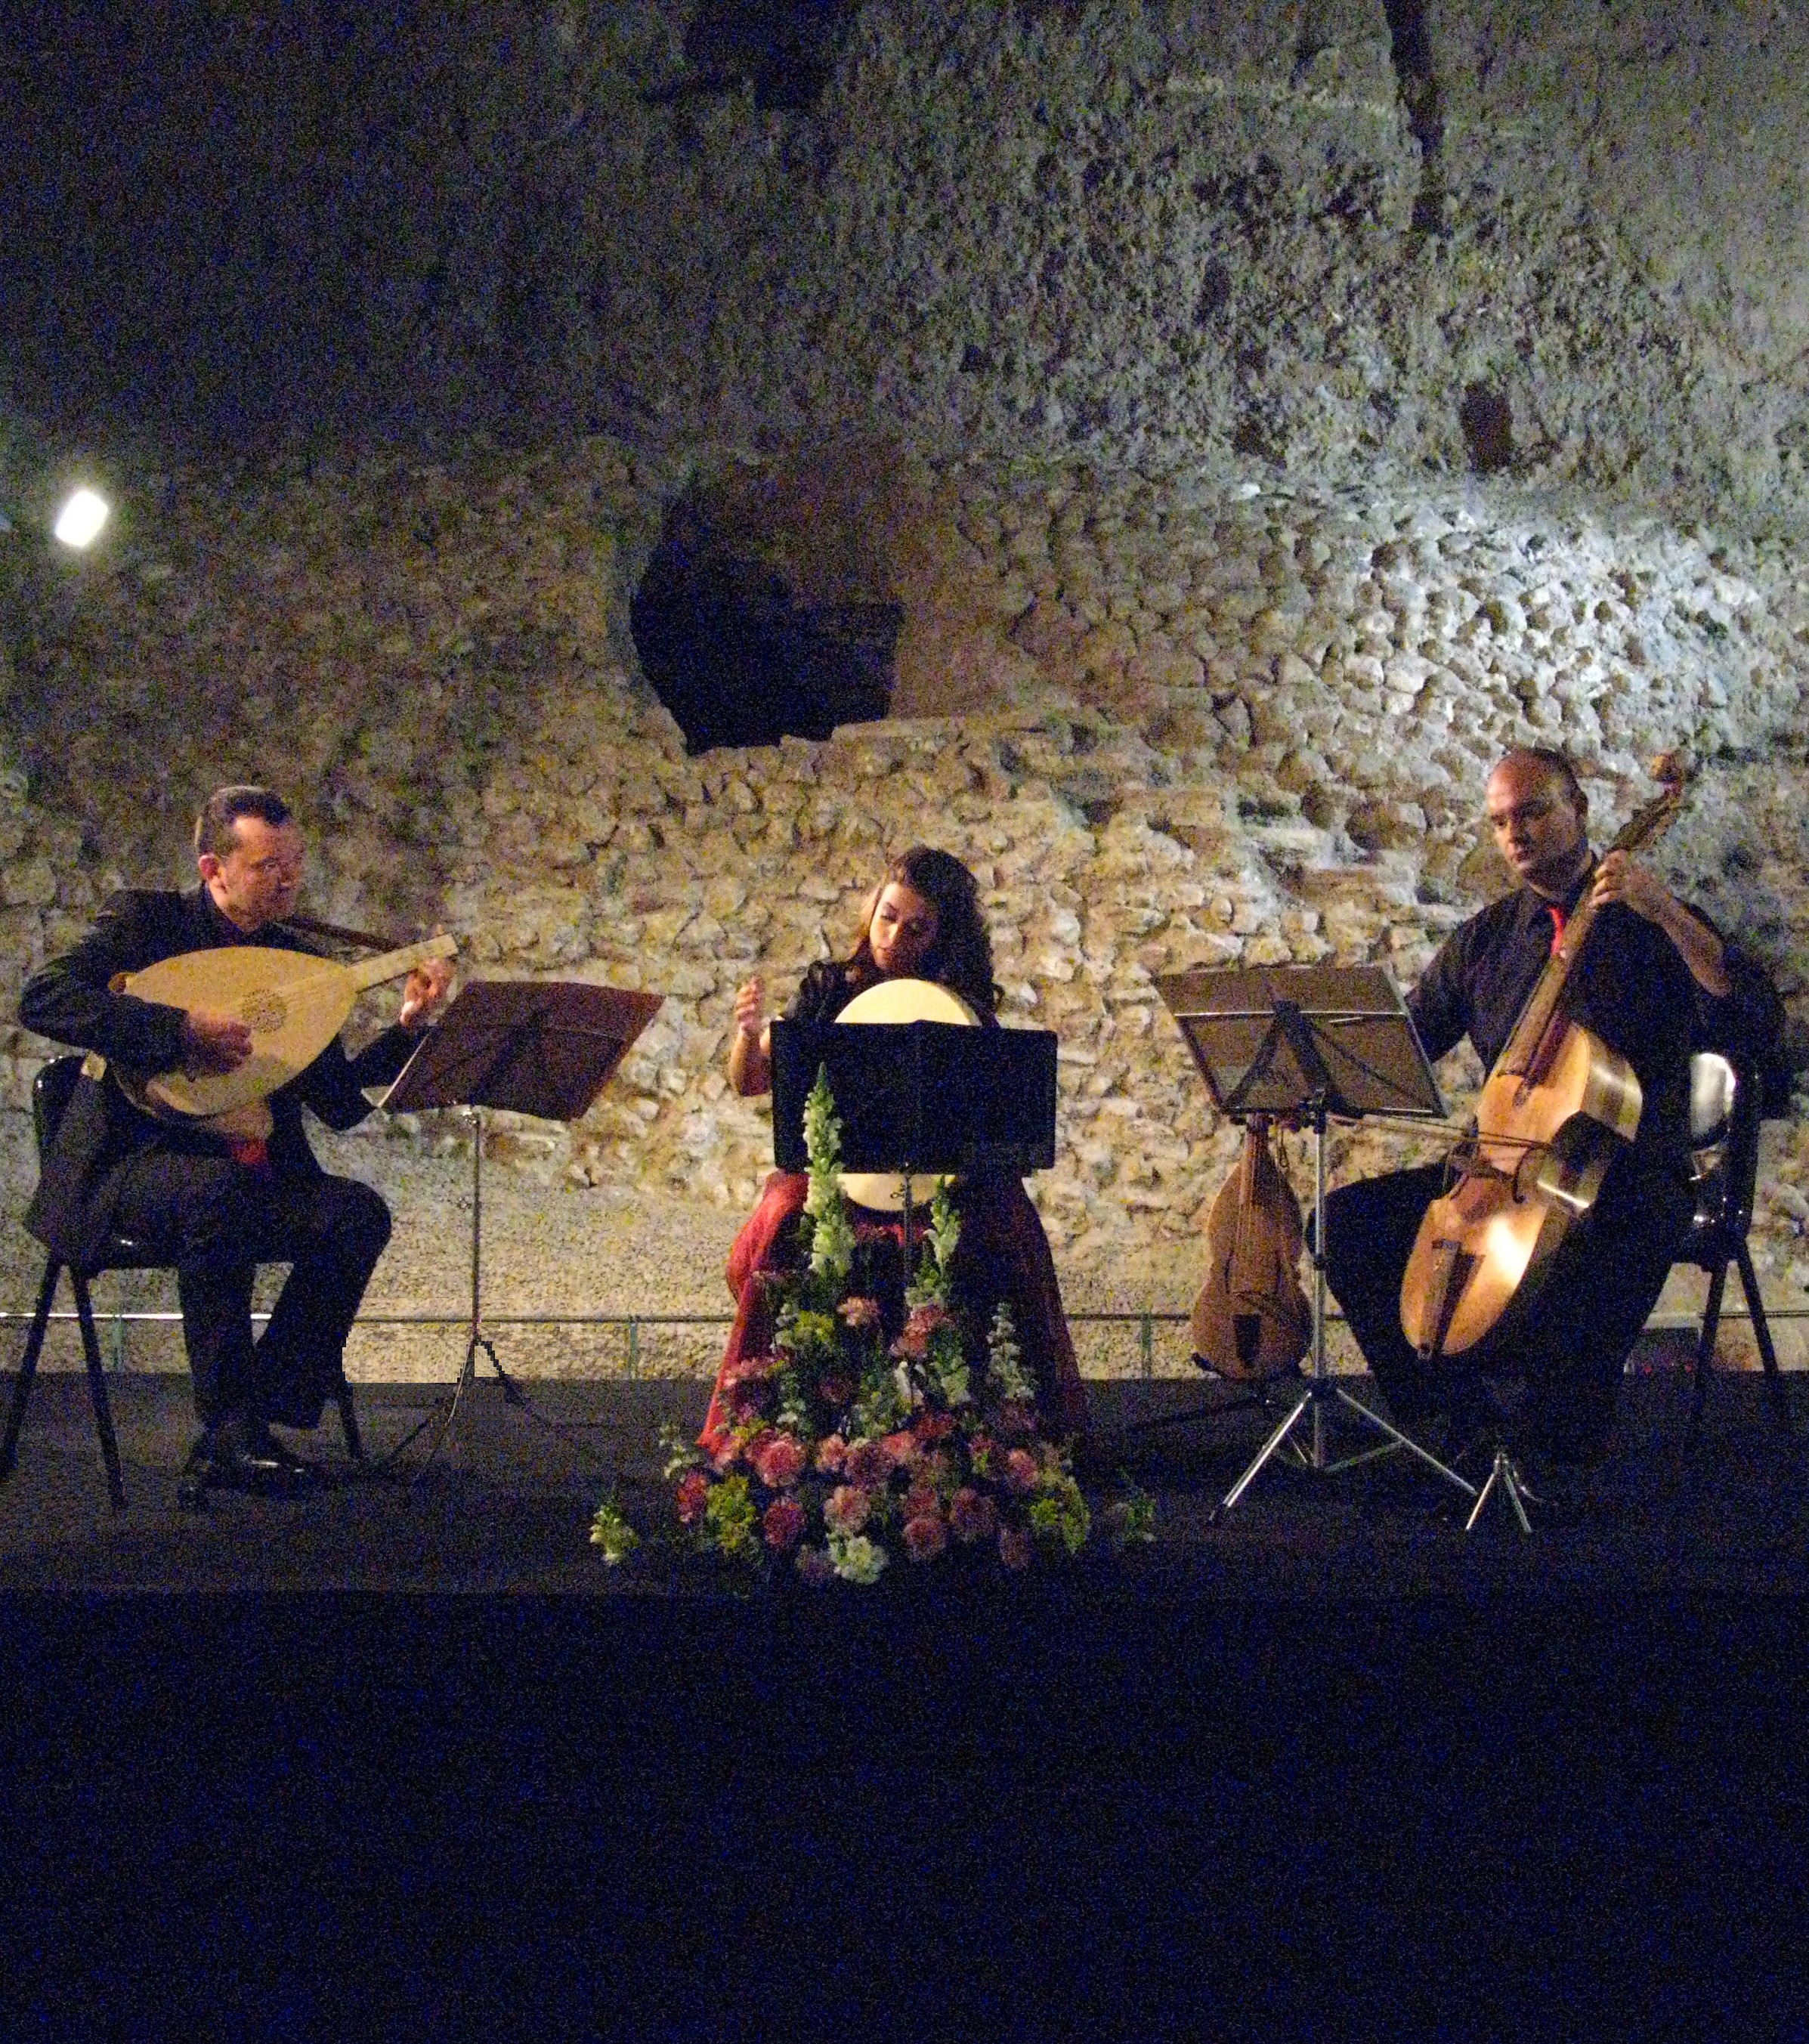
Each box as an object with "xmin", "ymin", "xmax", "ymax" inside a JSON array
[
  {"xmin": 1155, "ymin": 964, "xmax": 1477, "ymax": 1520},
  {"xmin": 376, "ymin": 979, "xmax": 663, "ymax": 1477},
  {"xmin": 769, "ymin": 1018, "xmax": 1057, "ymax": 1254}
]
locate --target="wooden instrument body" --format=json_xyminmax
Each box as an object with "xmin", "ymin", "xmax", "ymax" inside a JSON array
[
  {"xmin": 1398, "ymin": 1023, "xmax": 1640, "ymax": 1357},
  {"xmin": 112, "ymin": 935, "xmax": 456, "ymax": 1134},
  {"xmin": 1191, "ymin": 1114, "xmax": 1310, "ymax": 1381},
  {"xmin": 1399, "ymin": 756, "xmax": 1686, "ymax": 1364}
]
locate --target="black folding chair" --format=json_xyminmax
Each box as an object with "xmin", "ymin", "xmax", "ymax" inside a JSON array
[
  {"xmin": 1673, "ymin": 1049, "xmax": 1793, "ymax": 1456},
  {"xmin": 2, "ymin": 1056, "xmax": 362, "ymax": 1510}
]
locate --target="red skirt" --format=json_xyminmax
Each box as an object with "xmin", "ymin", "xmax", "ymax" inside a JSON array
[{"xmin": 699, "ymin": 1170, "xmax": 1090, "ymax": 1457}]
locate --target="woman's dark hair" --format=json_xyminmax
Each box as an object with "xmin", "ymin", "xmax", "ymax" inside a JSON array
[{"xmin": 847, "ymin": 846, "xmax": 1000, "ymax": 1016}]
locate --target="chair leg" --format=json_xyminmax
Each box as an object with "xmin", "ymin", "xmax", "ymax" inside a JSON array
[
  {"xmin": 1687, "ymin": 1263, "xmax": 1730, "ymax": 1452},
  {"xmin": 2, "ymin": 1258, "xmax": 63, "ymax": 1480},
  {"xmin": 333, "ymin": 1371, "xmax": 364, "ymax": 1464},
  {"xmin": 70, "ymin": 1274, "xmax": 127, "ymax": 1513},
  {"xmin": 1734, "ymin": 1242, "xmax": 1795, "ymax": 1446}
]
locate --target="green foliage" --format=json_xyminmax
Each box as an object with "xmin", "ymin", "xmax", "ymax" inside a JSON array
[
  {"xmin": 702, "ymin": 1472, "xmax": 760, "ymax": 1560},
  {"xmin": 588, "ymin": 1495, "xmax": 642, "ymax": 1565}
]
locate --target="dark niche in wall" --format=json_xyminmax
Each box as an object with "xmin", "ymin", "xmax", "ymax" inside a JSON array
[
  {"xmin": 679, "ymin": 0, "xmax": 860, "ymax": 111},
  {"xmin": 630, "ymin": 499, "xmax": 901, "ymax": 753}
]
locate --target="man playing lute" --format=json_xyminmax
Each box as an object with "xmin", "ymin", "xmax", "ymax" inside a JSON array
[{"xmin": 19, "ymin": 785, "xmax": 453, "ymax": 1501}]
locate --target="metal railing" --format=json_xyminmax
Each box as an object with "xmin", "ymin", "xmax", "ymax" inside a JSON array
[{"xmin": 0, "ymin": 1300, "xmax": 1801, "ymax": 1381}]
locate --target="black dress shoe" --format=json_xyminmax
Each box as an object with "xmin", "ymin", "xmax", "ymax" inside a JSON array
[
  {"xmin": 177, "ymin": 1423, "xmax": 325, "ymax": 1504},
  {"xmin": 218, "ymin": 1427, "xmax": 326, "ymax": 1495}
]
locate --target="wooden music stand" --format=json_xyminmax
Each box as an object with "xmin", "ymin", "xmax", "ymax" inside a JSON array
[
  {"xmin": 1155, "ymin": 964, "xmax": 1477, "ymax": 1520},
  {"xmin": 377, "ymin": 979, "xmax": 663, "ymax": 1477}
]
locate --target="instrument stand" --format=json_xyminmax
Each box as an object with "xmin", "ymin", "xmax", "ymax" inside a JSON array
[
  {"xmin": 1208, "ymin": 1087, "xmax": 1478, "ymax": 1523},
  {"xmin": 371, "ymin": 979, "xmax": 663, "ymax": 1484},
  {"xmin": 1153, "ymin": 966, "xmax": 1477, "ymax": 1523},
  {"xmin": 1464, "ymin": 1446, "xmax": 1535, "ymax": 1533}
]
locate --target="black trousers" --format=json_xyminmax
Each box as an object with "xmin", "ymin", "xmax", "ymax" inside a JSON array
[
  {"xmin": 1322, "ymin": 1149, "xmax": 1693, "ymax": 1461},
  {"xmin": 108, "ymin": 1152, "xmax": 392, "ymax": 1430}
]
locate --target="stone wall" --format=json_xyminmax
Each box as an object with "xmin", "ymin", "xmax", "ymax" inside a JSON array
[
  {"xmin": 5, "ymin": 5, "xmax": 1809, "ymax": 524},
  {"xmin": 3, "ymin": 0, "xmax": 1808, "ymax": 1374},
  {"xmin": 2, "ymin": 428, "xmax": 1805, "ymax": 1372}
]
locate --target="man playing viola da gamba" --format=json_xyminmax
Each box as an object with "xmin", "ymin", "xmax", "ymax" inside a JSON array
[{"xmin": 1322, "ymin": 747, "xmax": 1780, "ymax": 1482}]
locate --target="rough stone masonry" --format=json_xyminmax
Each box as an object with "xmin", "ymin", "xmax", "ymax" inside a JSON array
[{"xmin": 0, "ymin": 4, "xmax": 1803, "ymax": 1381}]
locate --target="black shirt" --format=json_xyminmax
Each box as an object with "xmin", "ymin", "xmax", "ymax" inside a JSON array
[{"xmin": 1405, "ymin": 871, "xmax": 1730, "ymax": 1177}]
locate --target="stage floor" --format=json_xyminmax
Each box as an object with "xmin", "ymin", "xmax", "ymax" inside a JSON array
[
  {"xmin": 5, "ymin": 1367, "xmax": 1807, "ymax": 2039},
  {"xmin": 1, "ymin": 1365, "xmax": 1804, "ymax": 1596}
]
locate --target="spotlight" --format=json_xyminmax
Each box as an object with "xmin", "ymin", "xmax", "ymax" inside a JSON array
[{"xmin": 52, "ymin": 488, "xmax": 110, "ymax": 549}]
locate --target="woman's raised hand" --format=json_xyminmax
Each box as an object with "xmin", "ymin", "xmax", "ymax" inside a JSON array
[{"xmin": 729, "ymin": 976, "xmax": 772, "ymax": 1096}]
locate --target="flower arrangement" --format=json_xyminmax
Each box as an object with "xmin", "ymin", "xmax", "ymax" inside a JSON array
[{"xmin": 659, "ymin": 1068, "xmax": 1094, "ymax": 1585}]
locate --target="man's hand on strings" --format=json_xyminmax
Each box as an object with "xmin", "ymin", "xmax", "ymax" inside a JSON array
[
  {"xmin": 181, "ymin": 1010, "xmax": 253, "ymax": 1074},
  {"xmin": 400, "ymin": 953, "xmax": 455, "ymax": 1030},
  {"xmin": 1590, "ymin": 849, "xmax": 1674, "ymax": 923}
]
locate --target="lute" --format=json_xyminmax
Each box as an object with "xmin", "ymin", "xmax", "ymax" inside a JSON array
[
  {"xmin": 1190, "ymin": 1113, "xmax": 1311, "ymax": 1382},
  {"xmin": 110, "ymin": 933, "xmax": 457, "ymax": 1135}
]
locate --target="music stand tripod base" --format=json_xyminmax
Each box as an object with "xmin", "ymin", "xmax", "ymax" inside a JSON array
[{"xmin": 1464, "ymin": 1447, "xmax": 1535, "ymax": 1532}]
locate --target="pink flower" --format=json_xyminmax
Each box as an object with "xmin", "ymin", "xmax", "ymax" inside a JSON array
[
  {"xmin": 879, "ymin": 1430, "xmax": 920, "ymax": 1472},
  {"xmin": 796, "ymin": 1546, "xmax": 836, "ymax": 1588},
  {"xmin": 837, "ymin": 1296, "xmax": 881, "ymax": 1329},
  {"xmin": 824, "ymin": 1484, "xmax": 872, "ymax": 1535},
  {"xmin": 949, "ymin": 1487, "xmax": 997, "ymax": 1544},
  {"xmin": 890, "ymin": 1301, "xmax": 951, "ymax": 1361},
  {"xmin": 676, "ymin": 1471, "xmax": 710, "ymax": 1526},
  {"xmin": 902, "ymin": 1511, "xmax": 948, "ymax": 1563},
  {"xmin": 998, "ymin": 1526, "xmax": 1034, "ymax": 1571},
  {"xmin": 815, "ymin": 1433, "xmax": 848, "ymax": 1475},
  {"xmin": 719, "ymin": 1353, "xmax": 776, "ymax": 1388},
  {"xmin": 1003, "ymin": 1449, "xmax": 1040, "ymax": 1496},
  {"xmin": 752, "ymin": 1433, "xmax": 806, "ymax": 1490},
  {"xmin": 844, "ymin": 1439, "xmax": 889, "ymax": 1488},
  {"xmin": 903, "ymin": 1481, "xmax": 941, "ymax": 1523},
  {"xmin": 912, "ymin": 1411, "xmax": 956, "ymax": 1445},
  {"xmin": 762, "ymin": 1496, "xmax": 806, "ymax": 1552}
]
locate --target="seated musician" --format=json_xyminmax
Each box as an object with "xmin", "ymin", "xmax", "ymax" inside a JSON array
[
  {"xmin": 700, "ymin": 845, "xmax": 1088, "ymax": 1457},
  {"xmin": 1324, "ymin": 747, "xmax": 1778, "ymax": 1474},
  {"xmin": 17, "ymin": 786, "xmax": 453, "ymax": 1499}
]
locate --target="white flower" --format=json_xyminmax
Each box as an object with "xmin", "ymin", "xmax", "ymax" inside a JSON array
[{"xmin": 829, "ymin": 1532, "xmax": 889, "ymax": 1585}]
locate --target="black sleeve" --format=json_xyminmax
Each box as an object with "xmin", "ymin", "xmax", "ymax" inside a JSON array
[
  {"xmin": 17, "ymin": 892, "xmax": 190, "ymax": 1074},
  {"xmin": 1695, "ymin": 942, "xmax": 1786, "ymax": 1063},
  {"xmin": 297, "ymin": 1024, "xmax": 420, "ymax": 1133},
  {"xmin": 787, "ymin": 962, "xmax": 855, "ymax": 1031},
  {"xmin": 1404, "ymin": 922, "xmax": 1475, "ymax": 1065}
]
